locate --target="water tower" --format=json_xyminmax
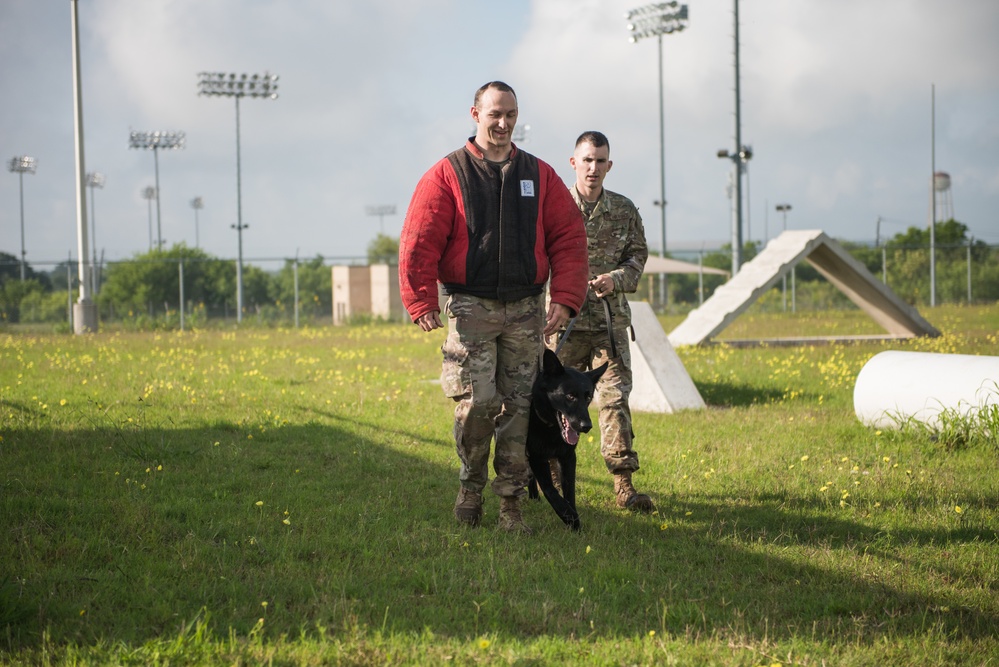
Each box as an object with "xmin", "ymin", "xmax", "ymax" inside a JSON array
[{"xmin": 932, "ymin": 171, "xmax": 954, "ymax": 222}]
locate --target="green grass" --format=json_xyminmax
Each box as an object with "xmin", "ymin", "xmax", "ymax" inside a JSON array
[{"xmin": 1, "ymin": 304, "xmax": 998, "ymax": 665}]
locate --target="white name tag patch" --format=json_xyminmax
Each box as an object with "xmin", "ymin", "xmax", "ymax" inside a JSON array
[{"xmin": 520, "ymin": 180, "xmax": 535, "ymax": 197}]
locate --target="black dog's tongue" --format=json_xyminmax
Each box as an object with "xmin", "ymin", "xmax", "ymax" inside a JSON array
[{"xmin": 558, "ymin": 413, "xmax": 579, "ymax": 445}]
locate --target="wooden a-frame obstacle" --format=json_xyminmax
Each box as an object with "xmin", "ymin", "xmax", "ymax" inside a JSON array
[{"xmin": 667, "ymin": 229, "xmax": 940, "ymax": 347}]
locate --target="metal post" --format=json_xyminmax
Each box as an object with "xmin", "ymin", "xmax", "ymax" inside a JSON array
[
  {"xmin": 697, "ymin": 251, "xmax": 704, "ymax": 305},
  {"xmin": 179, "ymin": 259, "xmax": 185, "ymax": 331},
  {"xmin": 129, "ymin": 131, "xmax": 184, "ymax": 252},
  {"xmin": 625, "ymin": 2, "xmax": 688, "ymax": 309},
  {"xmin": 191, "ymin": 196, "xmax": 203, "ymax": 249},
  {"xmin": 18, "ymin": 170, "xmax": 26, "ymax": 281},
  {"xmin": 86, "ymin": 172, "xmax": 104, "ymax": 294},
  {"xmin": 776, "ymin": 204, "xmax": 791, "ymax": 309},
  {"xmin": 967, "ymin": 237, "xmax": 972, "ymax": 304},
  {"xmin": 153, "ymin": 148, "xmax": 162, "ymax": 249},
  {"xmin": 731, "ymin": 0, "xmax": 744, "ymax": 275},
  {"xmin": 8, "ymin": 156, "xmax": 36, "ymax": 282},
  {"xmin": 198, "ymin": 70, "xmax": 280, "ymax": 325},
  {"xmin": 66, "ymin": 254, "xmax": 72, "ymax": 326},
  {"xmin": 657, "ymin": 32, "xmax": 667, "ymax": 309},
  {"xmin": 234, "ymin": 95, "xmax": 245, "ymax": 323},
  {"xmin": 929, "ymin": 84, "xmax": 936, "ymax": 307},
  {"xmin": 791, "ymin": 267, "xmax": 796, "ymax": 313},
  {"xmin": 293, "ymin": 257, "xmax": 300, "ymax": 329},
  {"xmin": 70, "ymin": 0, "xmax": 97, "ymax": 333},
  {"xmin": 142, "ymin": 187, "xmax": 156, "ymax": 251},
  {"xmin": 89, "ymin": 179, "xmax": 97, "ymax": 292}
]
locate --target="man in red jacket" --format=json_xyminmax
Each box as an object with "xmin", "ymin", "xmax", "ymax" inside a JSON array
[{"xmin": 399, "ymin": 81, "xmax": 589, "ymax": 534}]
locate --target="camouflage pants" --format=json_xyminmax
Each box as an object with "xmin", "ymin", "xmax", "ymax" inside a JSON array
[
  {"xmin": 550, "ymin": 327, "xmax": 639, "ymax": 474},
  {"xmin": 440, "ymin": 293, "xmax": 543, "ymax": 498}
]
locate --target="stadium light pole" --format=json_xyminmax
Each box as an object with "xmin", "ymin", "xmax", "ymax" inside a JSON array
[
  {"xmin": 366, "ymin": 205, "xmax": 396, "ymax": 235},
  {"xmin": 190, "ymin": 196, "xmax": 204, "ymax": 249},
  {"xmin": 86, "ymin": 171, "xmax": 105, "ymax": 293},
  {"xmin": 929, "ymin": 83, "xmax": 937, "ymax": 307},
  {"xmin": 129, "ymin": 130, "xmax": 184, "ymax": 250},
  {"xmin": 141, "ymin": 186, "xmax": 157, "ymax": 251},
  {"xmin": 714, "ymin": 0, "xmax": 749, "ymax": 275},
  {"xmin": 717, "ymin": 143, "xmax": 753, "ymax": 274},
  {"xmin": 70, "ymin": 0, "xmax": 98, "ymax": 332},
  {"xmin": 625, "ymin": 2, "xmax": 688, "ymax": 310},
  {"xmin": 7, "ymin": 155, "xmax": 36, "ymax": 282},
  {"xmin": 775, "ymin": 203, "xmax": 791, "ymax": 231},
  {"xmin": 198, "ymin": 71, "xmax": 279, "ymax": 323}
]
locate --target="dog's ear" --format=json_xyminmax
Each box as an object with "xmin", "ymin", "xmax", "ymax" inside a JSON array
[
  {"xmin": 587, "ymin": 361, "xmax": 608, "ymax": 384},
  {"xmin": 542, "ymin": 348, "xmax": 565, "ymax": 375}
]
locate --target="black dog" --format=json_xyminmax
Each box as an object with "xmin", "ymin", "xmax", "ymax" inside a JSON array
[{"xmin": 526, "ymin": 348, "xmax": 607, "ymax": 531}]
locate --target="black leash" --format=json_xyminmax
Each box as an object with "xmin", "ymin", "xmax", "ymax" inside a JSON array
[
  {"xmin": 600, "ymin": 296, "xmax": 618, "ymax": 359},
  {"xmin": 552, "ymin": 315, "xmax": 576, "ymax": 358},
  {"xmin": 550, "ymin": 295, "xmax": 621, "ymax": 362}
]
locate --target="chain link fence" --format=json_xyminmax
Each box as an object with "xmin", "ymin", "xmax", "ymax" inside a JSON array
[{"xmin": 2, "ymin": 243, "xmax": 997, "ymax": 328}]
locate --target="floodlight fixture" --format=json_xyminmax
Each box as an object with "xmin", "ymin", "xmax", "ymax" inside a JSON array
[
  {"xmin": 625, "ymin": 2, "xmax": 689, "ymax": 42},
  {"xmin": 128, "ymin": 130, "xmax": 185, "ymax": 151},
  {"xmin": 8, "ymin": 155, "xmax": 37, "ymax": 175},
  {"xmin": 625, "ymin": 3, "xmax": 688, "ymax": 310},
  {"xmin": 7, "ymin": 155, "xmax": 37, "ymax": 281},
  {"xmin": 197, "ymin": 71, "xmax": 279, "ymax": 99},
  {"xmin": 198, "ymin": 70, "xmax": 280, "ymax": 323},
  {"xmin": 366, "ymin": 204, "xmax": 396, "ymax": 234},
  {"xmin": 129, "ymin": 129, "xmax": 185, "ymax": 250}
]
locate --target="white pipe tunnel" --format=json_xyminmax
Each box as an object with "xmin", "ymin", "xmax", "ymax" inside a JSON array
[{"xmin": 854, "ymin": 351, "xmax": 999, "ymax": 429}]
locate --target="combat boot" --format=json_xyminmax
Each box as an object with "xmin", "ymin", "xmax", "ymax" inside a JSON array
[
  {"xmin": 614, "ymin": 471, "xmax": 655, "ymax": 513},
  {"xmin": 498, "ymin": 496, "xmax": 533, "ymax": 534},
  {"xmin": 454, "ymin": 487, "xmax": 483, "ymax": 527}
]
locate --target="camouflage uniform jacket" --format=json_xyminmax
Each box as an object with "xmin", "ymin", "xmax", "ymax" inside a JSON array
[{"xmin": 569, "ymin": 184, "xmax": 648, "ymax": 332}]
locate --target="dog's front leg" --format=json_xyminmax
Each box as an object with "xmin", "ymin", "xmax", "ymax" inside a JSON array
[
  {"xmin": 560, "ymin": 450, "xmax": 578, "ymax": 515},
  {"xmin": 529, "ymin": 455, "xmax": 581, "ymax": 531}
]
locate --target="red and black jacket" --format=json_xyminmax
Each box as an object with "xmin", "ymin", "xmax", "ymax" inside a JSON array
[{"xmin": 399, "ymin": 140, "xmax": 589, "ymax": 322}]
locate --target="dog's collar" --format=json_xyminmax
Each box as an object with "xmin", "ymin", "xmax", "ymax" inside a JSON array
[{"xmin": 533, "ymin": 403, "xmax": 555, "ymax": 427}]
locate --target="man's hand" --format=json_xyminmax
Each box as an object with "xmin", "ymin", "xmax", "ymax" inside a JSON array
[
  {"xmin": 544, "ymin": 302, "xmax": 571, "ymax": 340},
  {"xmin": 589, "ymin": 273, "xmax": 615, "ymax": 298},
  {"xmin": 415, "ymin": 311, "xmax": 443, "ymax": 332}
]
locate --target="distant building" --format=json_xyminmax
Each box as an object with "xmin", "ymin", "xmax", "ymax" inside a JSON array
[{"xmin": 332, "ymin": 264, "xmax": 404, "ymax": 325}]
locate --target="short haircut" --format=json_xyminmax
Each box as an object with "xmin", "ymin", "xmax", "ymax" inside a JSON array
[
  {"xmin": 474, "ymin": 81, "xmax": 517, "ymax": 108},
  {"xmin": 575, "ymin": 131, "xmax": 610, "ymax": 151}
]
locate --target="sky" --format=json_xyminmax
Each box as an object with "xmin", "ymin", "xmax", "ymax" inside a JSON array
[{"xmin": 1, "ymin": 0, "xmax": 997, "ymax": 272}]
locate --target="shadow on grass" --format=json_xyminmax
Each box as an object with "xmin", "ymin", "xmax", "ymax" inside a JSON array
[
  {"xmin": 2, "ymin": 416, "xmax": 997, "ymax": 653},
  {"xmin": 695, "ymin": 380, "xmax": 796, "ymax": 407}
]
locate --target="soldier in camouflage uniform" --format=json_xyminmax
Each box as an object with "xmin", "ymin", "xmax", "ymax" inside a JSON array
[
  {"xmin": 552, "ymin": 131, "xmax": 655, "ymax": 512},
  {"xmin": 399, "ymin": 82, "xmax": 589, "ymax": 533}
]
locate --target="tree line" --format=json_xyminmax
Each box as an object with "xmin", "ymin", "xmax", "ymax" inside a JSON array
[
  {"xmin": 660, "ymin": 219, "xmax": 997, "ymax": 309},
  {"xmin": 1, "ymin": 223, "xmax": 995, "ymax": 327}
]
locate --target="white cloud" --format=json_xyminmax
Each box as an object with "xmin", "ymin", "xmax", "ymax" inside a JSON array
[{"xmin": 1, "ymin": 0, "xmax": 997, "ymax": 266}]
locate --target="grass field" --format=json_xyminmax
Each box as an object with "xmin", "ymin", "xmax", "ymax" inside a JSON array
[{"xmin": 2, "ymin": 303, "xmax": 997, "ymax": 665}]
